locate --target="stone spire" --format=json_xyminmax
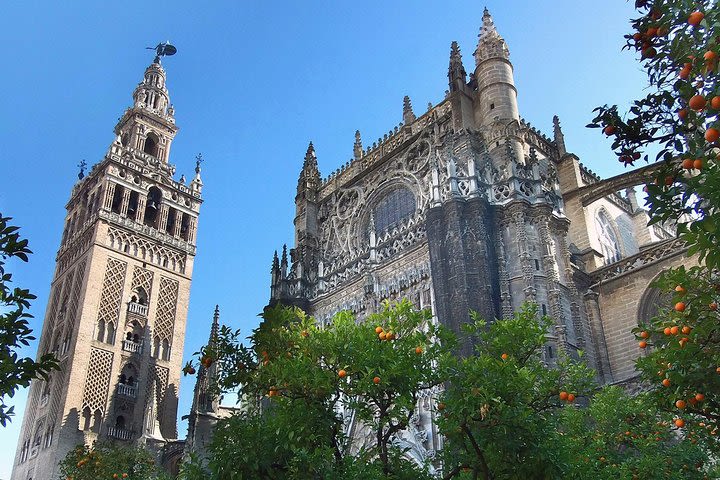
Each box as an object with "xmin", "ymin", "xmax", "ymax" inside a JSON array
[
  {"xmin": 353, "ymin": 130, "xmax": 363, "ymax": 161},
  {"xmin": 553, "ymin": 115, "xmax": 567, "ymax": 156},
  {"xmin": 297, "ymin": 142, "xmax": 320, "ymax": 197},
  {"xmin": 474, "ymin": 7, "xmax": 510, "ymax": 66},
  {"xmin": 448, "ymin": 41, "xmax": 467, "ymax": 92},
  {"xmin": 403, "ymin": 96, "xmax": 416, "ymax": 125}
]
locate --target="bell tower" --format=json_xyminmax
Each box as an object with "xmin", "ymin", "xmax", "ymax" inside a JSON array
[{"xmin": 11, "ymin": 44, "xmax": 202, "ymax": 480}]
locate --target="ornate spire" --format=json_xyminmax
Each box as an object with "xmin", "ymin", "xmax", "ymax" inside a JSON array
[
  {"xmin": 272, "ymin": 250, "xmax": 279, "ymax": 271},
  {"xmin": 297, "ymin": 142, "xmax": 320, "ymax": 196},
  {"xmin": 210, "ymin": 305, "xmax": 220, "ymax": 342},
  {"xmin": 353, "ymin": 130, "xmax": 363, "ymax": 161},
  {"xmin": 474, "ymin": 7, "xmax": 510, "ymax": 66},
  {"xmin": 403, "ymin": 96, "xmax": 416, "ymax": 125},
  {"xmin": 448, "ymin": 41, "xmax": 467, "ymax": 92},
  {"xmin": 191, "ymin": 153, "xmax": 204, "ymax": 194},
  {"xmin": 553, "ymin": 115, "xmax": 567, "ymax": 156},
  {"xmin": 280, "ymin": 244, "xmax": 288, "ymax": 279}
]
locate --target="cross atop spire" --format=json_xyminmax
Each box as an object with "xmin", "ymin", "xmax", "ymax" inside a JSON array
[{"xmin": 474, "ymin": 7, "xmax": 510, "ymax": 66}]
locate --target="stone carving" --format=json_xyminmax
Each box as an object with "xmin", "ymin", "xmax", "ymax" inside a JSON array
[
  {"xmin": 96, "ymin": 258, "xmax": 128, "ymax": 327},
  {"xmin": 82, "ymin": 348, "xmax": 114, "ymax": 414}
]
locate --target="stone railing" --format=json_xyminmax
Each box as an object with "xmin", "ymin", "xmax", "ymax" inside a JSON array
[
  {"xmin": 127, "ymin": 302, "xmax": 148, "ymax": 316},
  {"xmin": 117, "ymin": 383, "xmax": 137, "ymax": 398},
  {"xmin": 590, "ymin": 238, "xmax": 686, "ymax": 283},
  {"xmin": 107, "ymin": 426, "xmax": 133, "ymax": 441},
  {"xmin": 99, "ymin": 209, "xmax": 196, "ymax": 255},
  {"xmin": 122, "ymin": 339, "xmax": 143, "ymax": 354}
]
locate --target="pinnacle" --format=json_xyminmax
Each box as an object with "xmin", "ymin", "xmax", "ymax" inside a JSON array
[{"xmin": 450, "ymin": 41, "xmax": 461, "ymax": 57}]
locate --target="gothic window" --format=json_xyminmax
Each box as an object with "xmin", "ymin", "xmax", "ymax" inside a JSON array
[
  {"xmin": 143, "ymin": 133, "xmax": 159, "ymax": 157},
  {"xmin": 180, "ymin": 213, "xmax": 190, "ymax": 241},
  {"xmin": 595, "ymin": 210, "xmax": 622, "ymax": 265},
  {"xmin": 92, "ymin": 409, "xmax": 102, "ymax": 433},
  {"xmin": 165, "ymin": 207, "xmax": 176, "ymax": 235},
  {"xmin": 373, "ymin": 188, "xmax": 415, "ymax": 235},
  {"xmin": 144, "ymin": 187, "xmax": 162, "ymax": 228},
  {"xmin": 153, "ymin": 336, "xmax": 160, "ymax": 358},
  {"xmin": 121, "ymin": 133, "xmax": 129, "ymax": 147},
  {"xmin": 111, "ymin": 184, "xmax": 124, "ymax": 214},
  {"xmin": 43, "ymin": 424, "xmax": 54, "ymax": 448},
  {"xmin": 115, "ymin": 415, "xmax": 125, "ymax": 429}
]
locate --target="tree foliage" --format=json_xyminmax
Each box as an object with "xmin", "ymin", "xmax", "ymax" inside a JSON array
[
  {"xmin": 58, "ymin": 442, "xmax": 171, "ymax": 480},
  {"xmin": 0, "ymin": 215, "xmax": 58, "ymax": 426},
  {"xmin": 587, "ymin": 0, "xmax": 720, "ymax": 444}
]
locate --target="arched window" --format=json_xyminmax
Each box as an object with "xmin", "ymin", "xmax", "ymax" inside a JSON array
[
  {"xmin": 92, "ymin": 410, "xmax": 102, "ymax": 433},
  {"xmin": 153, "ymin": 336, "xmax": 160, "ymax": 358},
  {"xmin": 595, "ymin": 210, "xmax": 621, "ymax": 265},
  {"xmin": 161, "ymin": 339, "xmax": 170, "ymax": 361},
  {"xmin": 96, "ymin": 319, "xmax": 105, "ymax": 342},
  {"xmin": 82, "ymin": 407, "xmax": 91, "ymax": 431},
  {"xmin": 111, "ymin": 184, "xmax": 124, "ymax": 214},
  {"xmin": 143, "ymin": 133, "xmax": 159, "ymax": 156},
  {"xmin": 106, "ymin": 321, "xmax": 116, "ymax": 345},
  {"xmin": 144, "ymin": 186, "xmax": 163, "ymax": 228},
  {"xmin": 115, "ymin": 415, "xmax": 125, "ymax": 429},
  {"xmin": 373, "ymin": 188, "xmax": 416, "ymax": 235}
]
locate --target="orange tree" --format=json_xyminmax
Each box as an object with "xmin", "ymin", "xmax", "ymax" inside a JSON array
[
  {"xmin": 553, "ymin": 386, "xmax": 716, "ymax": 480},
  {"xmin": 181, "ymin": 300, "xmax": 452, "ymax": 479},
  {"xmin": 58, "ymin": 442, "xmax": 171, "ymax": 480},
  {"xmin": 588, "ymin": 0, "xmax": 720, "ymax": 448},
  {"xmin": 436, "ymin": 304, "xmax": 596, "ymax": 479}
]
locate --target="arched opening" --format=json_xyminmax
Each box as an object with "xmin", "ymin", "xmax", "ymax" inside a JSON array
[
  {"xmin": 131, "ymin": 287, "xmax": 148, "ymax": 306},
  {"xmin": 97, "ymin": 319, "xmax": 105, "ymax": 342},
  {"xmin": 153, "ymin": 336, "xmax": 160, "ymax": 358},
  {"xmin": 115, "ymin": 415, "xmax": 125, "ymax": 429},
  {"xmin": 81, "ymin": 407, "xmax": 91, "ymax": 431},
  {"xmin": 144, "ymin": 186, "xmax": 163, "ymax": 228},
  {"xmin": 127, "ymin": 190, "xmax": 139, "ymax": 220},
  {"xmin": 106, "ymin": 321, "xmax": 116, "ymax": 345},
  {"xmin": 143, "ymin": 133, "xmax": 159, "ymax": 157},
  {"xmin": 121, "ymin": 133, "xmax": 129, "ymax": 146},
  {"xmin": 92, "ymin": 409, "xmax": 102, "ymax": 433},
  {"xmin": 161, "ymin": 339, "xmax": 170, "ymax": 361},
  {"xmin": 111, "ymin": 184, "xmax": 124, "ymax": 214}
]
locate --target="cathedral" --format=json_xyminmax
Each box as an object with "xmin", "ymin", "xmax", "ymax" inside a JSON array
[{"xmin": 11, "ymin": 8, "xmax": 689, "ymax": 480}]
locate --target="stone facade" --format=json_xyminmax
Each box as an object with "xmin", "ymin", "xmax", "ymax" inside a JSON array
[
  {"xmin": 268, "ymin": 8, "xmax": 683, "ymax": 467},
  {"xmin": 11, "ymin": 56, "xmax": 202, "ymax": 480}
]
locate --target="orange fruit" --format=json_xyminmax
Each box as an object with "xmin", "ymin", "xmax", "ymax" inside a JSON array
[
  {"xmin": 675, "ymin": 418, "xmax": 686, "ymax": 428},
  {"xmin": 676, "ymin": 399, "xmax": 687, "ymax": 409},
  {"xmin": 681, "ymin": 326, "xmax": 692, "ymax": 334},
  {"xmin": 301, "ymin": 330, "xmax": 309, "ymax": 337},
  {"xmin": 379, "ymin": 332, "xmax": 387, "ymax": 340},
  {"xmin": 375, "ymin": 326, "xmax": 383, "ymax": 334},
  {"xmin": 437, "ymin": 402, "xmax": 446, "ymax": 411},
  {"xmin": 688, "ymin": 11, "xmax": 705, "ymax": 26},
  {"xmin": 682, "ymin": 158, "xmax": 694, "ymax": 169},
  {"xmin": 113, "ymin": 475, "xmax": 118, "ymax": 479},
  {"xmin": 679, "ymin": 108, "xmax": 688, "ymax": 120},
  {"xmin": 689, "ymin": 95, "xmax": 707, "ymax": 111},
  {"xmin": 559, "ymin": 391, "xmax": 568, "ymax": 401},
  {"xmin": 706, "ymin": 128, "xmax": 720, "ymax": 142},
  {"xmin": 567, "ymin": 393, "xmax": 576, "ymax": 402},
  {"xmin": 338, "ymin": 369, "xmax": 347, "ymax": 378},
  {"xmin": 663, "ymin": 378, "xmax": 671, "ymax": 387},
  {"xmin": 604, "ymin": 125, "xmax": 616, "ymax": 135},
  {"xmin": 712, "ymin": 96, "xmax": 720, "ymax": 110},
  {"xmin": 716, "ymin": 366, "xmax": 720, "ymax": 374},
  {"xmin": 639, "ymin": 340, "xmax": 648, "ymax": 349},
  {"xmin": 670, "ymin": 326, "xmax": 680, "ymax": 335},
  {"xmin": 415, "ymin": 346, "xmax": 423, "ymax": 355},
  {"xmin": 501, "ymin": 353, "xmax": 509, "ymax": 360},
  {"xmin": 680, "ymin": 67, "xmax": 691, "ymax": 79},
  {"xmin": 646, "ymin": 27, "xmax": 658, "ymax": 37},
  {"xmin": 694, "ymin": 159, "xmax": 703, "ymax": 170},
  {"xmin": 122, "ymin": 475, "xmax": 128, "ymax": 479},
  {"xmin": 664, "ymin": 176, "xmax": 674, "ymax": 186},
  {"xmin": 695, "ymin": 393, "xmax": 705, "ymax": 402},
  {"xmin": 710, "ymin": 302, "xmax": 718, "ymax": 311},
  {"xmin": 373, "ymin": 376, "xmax": 381, "ymax": 384},
  {"xmin": 642, "ymin": 47, "xmax": 657, "ymax": 58},
  {"xmin": 675, "ymin": 285, "xmax": 686, "ymax": 293},
  {"xmin": 705, "ymin": 51, "xmax": 718, "ymax": 62},
  {"xmin": 640, "ymin": 331, "xmax": 649, "ymax": 339},
  {"xmin": 664, "ymin": 327, "xmax": 672, "ymax": 335},
  {"xmin": 674, "ymin": 302, "xmax": 686, "ymax": 312}
]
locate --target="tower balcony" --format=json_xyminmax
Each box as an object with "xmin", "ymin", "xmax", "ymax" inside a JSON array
[
  {"xmin": 107, "ymin": 426, "xmax": 133, "ymax": 441},
  {"xmin": 117, "ymin": 383, "xmax": 137, "ymax": 398},
  {"xmin": 127, "ymin": 301, "xmax": 149, "ymax": 317},
  {"xmin": 121, "ymin": 339, "xmax": 143, "ymax": 354}
]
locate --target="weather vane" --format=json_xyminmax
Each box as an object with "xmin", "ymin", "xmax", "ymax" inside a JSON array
[
  {"xmin": 146, "ymin": 41, "xmax": 177, "ymax": 63},
  {"xmin": 77, "ymin": 159, "xmax": 86, "ymax": 180},
  {"xmin": 195, "ymin": 153, "xmax": 204, "ymax": 174}
]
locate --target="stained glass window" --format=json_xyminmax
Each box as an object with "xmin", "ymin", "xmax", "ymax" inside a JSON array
[
  {"xmin": 373, "ymin": 188, "xmax": 415, "ymax": 235},
  {"xmin": 595, "ymin": 210, "xmax": 621, "ymax": 265}
]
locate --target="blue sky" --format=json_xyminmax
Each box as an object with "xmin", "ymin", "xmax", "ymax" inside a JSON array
[{"xmin": 0, "ymin": 1, "xmax": 646, "ymax": 477}]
